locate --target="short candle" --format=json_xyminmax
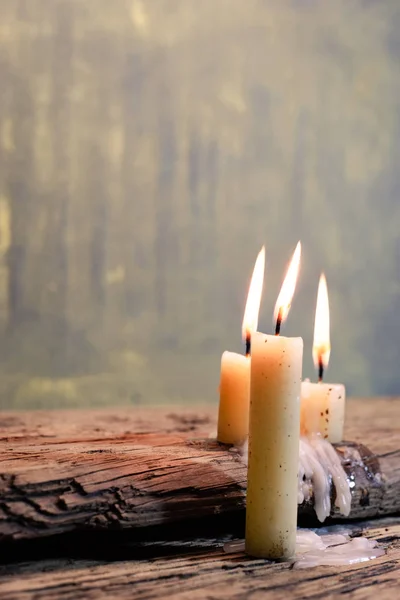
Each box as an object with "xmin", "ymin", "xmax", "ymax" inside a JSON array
[
  {"xmin": 217, "ymin": 247, "xmax": 265, "ymax": 445},
  {"xmin": 300, "ymin": 274, "xmax": 346, "ymax": 443}
]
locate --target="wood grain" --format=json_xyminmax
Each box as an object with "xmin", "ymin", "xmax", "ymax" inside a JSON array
[
  {"xmin": 0, "ymin": 398, "xmax": 399, "ymax": 544},
  {"xmin": 0, "ymin": 518, "xmax": 399, "ymax": 599},
  {"xmin": 0, "ymin": 399, "xmax": 399, "ymax": 599}
]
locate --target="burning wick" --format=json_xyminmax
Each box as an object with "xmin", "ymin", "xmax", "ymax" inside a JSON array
[
  {"xmin": 318, "ymin": 356, "xmax": 324, "ymax": 382},
  {"xmin": 242, "ymin": 245, "xmax": 266, "ymax": 355},
  {"xmin": 275, "ymin": 307, "xmax": 283, "ymax": 336},
  {"xmin": 312, "ymin": 273, "xmax": 330, "ymax": 383},
  {"xmin": 273, "ymin": 241, "xmax": 301, "ymax": 336},
  {"xmin": 245, "ymin": 333, "xmax": 251, "ymax": 357}
]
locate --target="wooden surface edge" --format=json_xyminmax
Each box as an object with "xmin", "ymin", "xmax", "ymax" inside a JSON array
[{"xmin": 0, "ymin": 517, "xmax": 399, "ymax": 600}]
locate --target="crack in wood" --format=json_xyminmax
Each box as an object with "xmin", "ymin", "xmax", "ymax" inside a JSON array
[{"xmin": 0, "ymin": 403, "xmax": 399, "ymax": 599}]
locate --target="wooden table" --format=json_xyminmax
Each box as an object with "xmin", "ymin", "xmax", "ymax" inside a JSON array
[{"xmin": 0, "ymin": 398, "xmax": 399, "ymax": 599}]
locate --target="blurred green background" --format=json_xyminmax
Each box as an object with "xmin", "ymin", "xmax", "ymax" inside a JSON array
[{"xmin": 0, "ymin": 0, "xmax": 399, "ymax": 409}]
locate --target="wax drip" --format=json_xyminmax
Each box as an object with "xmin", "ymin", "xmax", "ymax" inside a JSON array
[{"xmin": 238, "ymin": 435, "xmax": 352, "ymax": 522}]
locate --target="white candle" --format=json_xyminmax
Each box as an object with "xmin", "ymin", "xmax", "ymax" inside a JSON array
[
  {"xmin": 300, "ymin": 274, "xmax": 346, "ymax": 443},
  {"xmin": 246, "ymin": 242, "xmax": 303, "ymax": 560},
  {"xmin": 217, "ymin": 247, "xmax": 265, "ymax": 445},
  {"xmin": 301, "ymin": 380, "xmax": 345, "ymax": 443}
]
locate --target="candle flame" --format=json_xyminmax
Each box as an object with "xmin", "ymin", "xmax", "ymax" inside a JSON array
[
  {"xmin": 273, "ymin": 241, "xmax": 301, "ymax": 333},
  {"xmin": 312, "ymin": 273, "xmax": 331, "ymax": 378},
  {"xmin": 242, "ymin": 246, "xmax": 265, "ymax": 347}
]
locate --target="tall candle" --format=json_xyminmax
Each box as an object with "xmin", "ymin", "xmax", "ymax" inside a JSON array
[
  {"xmin": 246, "ymin": 242, "xmax": 303, "ymax": 560},
  {"xmin": 217, "ymin": 247, "xmax": 265, "ymax": 445},
  {"xmin": 300, "ymin": 274, "xmax": 346, "ymax": 443}
]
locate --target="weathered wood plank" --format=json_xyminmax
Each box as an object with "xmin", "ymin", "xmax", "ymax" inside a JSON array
[
  {"xmin": 0, "ymin": 399, "xmax": 399, "ymax": 543},
  {"xmin": 0, "ymin": 518, "xmax": 399, "ymax": 599}
]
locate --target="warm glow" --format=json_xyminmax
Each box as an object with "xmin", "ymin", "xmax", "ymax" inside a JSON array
[
  {"xmin": 312, "ymin": 273, "xmax": 331, "ymax": 372},
  {"xmin": 273, "ymin": 241, "xmax": 301, "ymax": 332},
  {"xmin": 242, "ymin": 246, "xmax": 265, "ymax": 342}
]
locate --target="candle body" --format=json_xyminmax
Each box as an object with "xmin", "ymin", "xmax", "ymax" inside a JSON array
[
  {"xmin": 300, "ymin": 380, "xmax": 346, "ymax": 443},
  {"xmin": 245, "ymin": 332, "xmax": 303, "ymax": 559},
  {"xmin": 217, "ymin": 351, "xmax": 250, "ymax": 445}
]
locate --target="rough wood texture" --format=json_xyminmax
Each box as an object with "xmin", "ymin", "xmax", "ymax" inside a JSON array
[
  {"xmin": 0, "ymin": 518, "xmax": 399, "ymax": 599},
  {"xmin": 1, "ymin": 398, "xmax": 399, "ymax": 543},
  {"xmin": 0, "ymin": 399, "xmax": 399, "ymax": 599}
]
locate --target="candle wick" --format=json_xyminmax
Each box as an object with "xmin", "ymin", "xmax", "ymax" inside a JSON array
[
  {"xmin": 245, "ymin": 334, "xmax": 251, "ymax": 357},
  {"xmin": 275, "ymin": 309, "xmax": 282, "ymax": 336},
  {"xmin": 318, "ymin": 357, "xmax": 324, "ymax": 383}
]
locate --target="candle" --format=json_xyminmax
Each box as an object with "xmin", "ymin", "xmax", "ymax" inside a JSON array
[
  {"xmin": 300, "ymin": 274, "xmax": 346, "ymax": 443},
  {"xmin": 217, "ymin": 246, "xmax": 265, "ymax": 445},
  {"xmin": 245, "ymin": 242, "xmax": 303, "ymax": 560}
]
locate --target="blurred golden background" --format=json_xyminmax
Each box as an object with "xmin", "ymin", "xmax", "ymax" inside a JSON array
[{"xmin": 0, "ymin": 0, "xmax": 399, "ymax": 408}]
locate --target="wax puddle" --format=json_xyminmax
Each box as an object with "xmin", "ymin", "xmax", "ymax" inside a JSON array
[{"xmin": 223, "ymin": 530, "xmax": 385, "ymax": 568}]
